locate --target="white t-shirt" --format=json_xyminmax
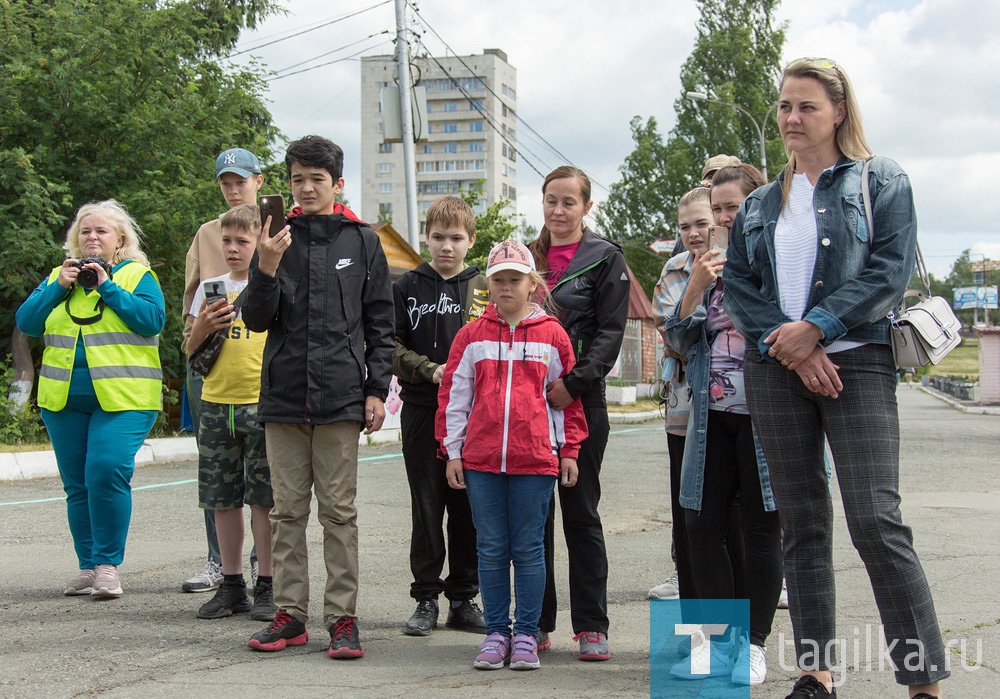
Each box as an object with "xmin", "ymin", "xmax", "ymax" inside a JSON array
[
  {"xmin": 775, "ymin": 171, "xmax": 863, "ymax": 354},
  {"xmin": 190, "ymin": 273, "xmax": 266, "ymax": 404}
]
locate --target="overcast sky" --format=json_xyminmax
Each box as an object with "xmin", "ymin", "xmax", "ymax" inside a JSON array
[{"xmin": 232, "ymin": 0, "xmax": 999, "ymax": 278}]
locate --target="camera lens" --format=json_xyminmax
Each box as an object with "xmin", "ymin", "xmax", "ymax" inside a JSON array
[{"xmin": 77, "ymin": 268, "xmax": 98, "ymax": 289}]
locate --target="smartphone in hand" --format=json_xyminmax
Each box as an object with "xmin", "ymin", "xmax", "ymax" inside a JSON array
[
  {"xmin": 708, "ymin": 225, "xmax": 730, "ymax": 254},
  {"xmin": 258, "ymin": 194, "xmax": 286, "ymax": 237},
  {"xmin": 202, "ymin": 280, "xmax": 227, "ymax": 307}
]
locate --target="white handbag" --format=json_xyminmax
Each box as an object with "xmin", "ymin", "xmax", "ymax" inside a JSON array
[{"xmin": 860, "ymin": 158, "xmax": 962, "ymax": 368}]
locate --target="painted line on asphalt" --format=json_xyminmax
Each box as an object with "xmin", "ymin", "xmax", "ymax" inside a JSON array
[
  {"xmin": 609, "ymin": 427, "xmax": 661, "ymax": 435},
  {"xmin": 0, "ymin": 452, "xmax": 405, "ymax": 508}
]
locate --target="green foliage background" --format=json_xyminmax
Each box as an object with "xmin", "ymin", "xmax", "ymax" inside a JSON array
[{"xmin": 0, "ymin": 0, "xmax": 283, "ymax": 380}]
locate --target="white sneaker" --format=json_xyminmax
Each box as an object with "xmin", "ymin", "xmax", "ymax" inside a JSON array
[
  {"xmin": 91, "ymin": 564, "xmax": 123, "ymax": 598},
  {"xmin": 648, "ymin": 573, "xmax": 680, "ymax": 599},
  {"xmin": 777, "ymin": 579, "xmax": 789, "ymax": 609},
  {"xmin": 669, "ymin": 629, "xmax": 735, "ymax": 679},
  {"xmin": 182, "ymin": 559, "xmax": 222, "ymax": 593},
  {"xmin": 731, "ymin": 636, "xmax": 767, "ymax": 685}
]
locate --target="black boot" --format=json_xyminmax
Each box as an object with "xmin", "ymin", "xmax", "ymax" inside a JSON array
[
  {"xmin": 197, "ymin": 580, "xmax": 250, "ymax": 619},
  {"xmin": 404, "ymin": 598, "xmax": 439, "ymax": 636},
  {"xmin": 446, "ymin": 599, "xmax": 486, "ymax": 633}
]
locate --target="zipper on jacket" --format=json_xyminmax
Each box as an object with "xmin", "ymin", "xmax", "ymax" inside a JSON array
[
  {"xmin": 550, "ymin": 257, "xmax": 607, "ymax": 293},
  {"xmin": 500, "ymin": 323, "xmax": 515, "ymax": 473}
]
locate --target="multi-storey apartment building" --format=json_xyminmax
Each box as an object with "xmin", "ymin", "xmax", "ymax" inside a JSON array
[{"xmin": 360, "ymin": 48, "xmax": 517, "ymax": 236}]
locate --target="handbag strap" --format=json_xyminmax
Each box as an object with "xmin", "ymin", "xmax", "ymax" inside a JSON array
[{"xmin": 860, "ymin": 156, "xmax": 930, "ymax": 293}]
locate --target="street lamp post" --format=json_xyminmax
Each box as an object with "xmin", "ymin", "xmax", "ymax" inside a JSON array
[{"xmin": 686, "ymin": 91, "xmax": 777, "ymax": 181}]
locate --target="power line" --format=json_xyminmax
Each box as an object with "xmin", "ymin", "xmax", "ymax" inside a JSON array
[
  {"xmin": 225, "ymin": 0, "xmax": 392, "ymax": 59},
  {"xmin": 268, "ymin": 40, "xmax": 393, "ymax": 81},
  {"xmin": 407, "ymin": 2, "xmax": 609, "ymax": 193},
  {"xmin": 272, "ymin": 31, "xmax": 390, "ymax": 75},
  {"xmin": 415, "ymin": 41, "xmax": 549, "ymax": 179}
]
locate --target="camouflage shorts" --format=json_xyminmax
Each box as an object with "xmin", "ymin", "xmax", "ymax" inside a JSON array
[{"xmin": 198, "ymin": 401, "xmax": 273, "ymax": 510}]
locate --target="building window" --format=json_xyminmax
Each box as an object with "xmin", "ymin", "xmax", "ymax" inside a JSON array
[
  {"xmin": 502, "ymin": 84, "xmax": 516, "ymax": 100},
  {"xmin": 502, "ymin": 104, "xmax": 508, "ymax": 117},
  {"xmin": 443, "ymin": 123, "xmax": 458, "ymax": 133},
  {"xmin": 378, "ymin": 142, "xmax": 392, "ymax": 153},
  {"xmin": 427, "ymin": 124, "xmax": 432, "ymax": 133},
  {"xmin": 469, "ymin": 142, "xmax": 483, "ymax": 152},
  {"xmin": 379, "ymin": 202, "xmax": 393, "ymax": 214},
  {"xmin": 443, "ymin": 143, "xmax": 457, "ymax": 153},
  {"xmin": 417, "ymin": 180, "xmax": 461, "ymax": 194},
  {"xmin": 508, "ymin": 147, "xmax": 517, "ymax": 162},
  {"xmin": 508, "ymin": 187, "xmax": 517, "ymax": 200},
  {"xmin": 379, "ymin": 183, "xmax": 392, "ymax": 193},
  {"xmin": 502, "ymin": 183, "xmax": 508, "ymax": 197},
  {"xmin": 426, "ymin": 102, "xmax": 432, "ymax": 112},
  {"xmin": 469, "ymin": 100, "xmax": 483, "ymax": 111},
  {"xmin": 423, "ymin": 144, "xmax": 432, "ymax": 154},
  {"xmin": 469, "ymin": 121, "xmax": 483, "ymax": 132},
  {"xmin": 378, "ymin": 163, "xmax": 393, "ymax": 173},
  {"xmin": 508, "ymin": 167, "xmax": 516, "ymax": 178},
  {"xmin": 444, "ymin": 102, "xmax": 457, "ymax": 112}
]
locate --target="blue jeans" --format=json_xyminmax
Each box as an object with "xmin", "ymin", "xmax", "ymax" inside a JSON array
[
  {"xmin": 464, "ymin": 469, "xmax": 555, "ymax": 637},
  {"xmin": 41, "ymin": 395, "xmax": 156, "ymax": 568}
]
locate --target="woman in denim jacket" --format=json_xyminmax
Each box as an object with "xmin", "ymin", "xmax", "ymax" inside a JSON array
[
  {"xmin": 664, "ymin": 174, "xmax": 781, "ymax": 687},
  {"xmin": 724, "ymin": 58, "xmax": 947, "ymax": 699}
]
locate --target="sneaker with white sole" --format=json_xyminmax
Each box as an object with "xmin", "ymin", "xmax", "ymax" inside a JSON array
[
  {"xmin": 182, "ymin": 559, "xmax": 222, "ymax": 593},
  {"xmin": 474, "ymin": 632, "xmax": 511, "ymax": 670},
  {"xmin": 509, "ymin": 634, "xmax": 540, "ymax": 670},
  {"xmin": 669, "ymin": 629, "xmax": 735, "ymax": 679},
  {"xmin": 91, "ymin": 564, "xmax": 122, "ymax": 598},
  {"xmin": 64, "ymin": 569, "xmax": 95, "ymax": 596},
  {"xmin": 731, "ymin": 636, "xmax": 767, "ymax": 685},
  {"xmin": 649, "ymin": 573, "xmax": 680, "ymax": 599}
]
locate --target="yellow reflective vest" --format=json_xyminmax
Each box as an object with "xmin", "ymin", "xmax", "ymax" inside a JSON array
[{"xmin": 38, "ymin": 261, "xmax": 162, "ymax": 412}]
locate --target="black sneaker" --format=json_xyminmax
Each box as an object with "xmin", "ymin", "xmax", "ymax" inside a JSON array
[
  {"xmin": 249, "ymin": 579, "xmax": 279, "ymax": 621},
  {"xmin": 247, "ymin": 610, "xmax": 309, "ymax": 652},
  {"xmin": 445, "ymin": 599, "xmax": 487, "ymax": 633},
  {"xmin": 328, "ymin": 616, "xmax": 364, "ymax": 659},
  {"xmin": 785, "ymin": 675, "xmax": 837, "ymax": 698},
  {"xmin": 404, "ymin": 599, "xmax": 439, "ymax": 636},
  {"xmin": 197, "ymin": 581, "xmax": 250, "ymax": 619}
]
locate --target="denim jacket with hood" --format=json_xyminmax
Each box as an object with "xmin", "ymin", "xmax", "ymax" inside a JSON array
[
  {"xmin": 723, "ymin": 155, "xmax": 917, "ymax": 358},
  {"xmin": 664, "ymin": 277, "xmax": 776, "ymax": 514}
]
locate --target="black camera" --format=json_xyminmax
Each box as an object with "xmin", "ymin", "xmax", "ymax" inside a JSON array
[{"xmin": 74, "ymin": 257, "xmax": 113, "ymax": 289}]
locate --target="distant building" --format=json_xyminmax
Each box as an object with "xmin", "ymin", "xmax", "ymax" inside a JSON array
[{"xmin": 360, "ymin": 49, "xmax": 518, "ymax": 236}]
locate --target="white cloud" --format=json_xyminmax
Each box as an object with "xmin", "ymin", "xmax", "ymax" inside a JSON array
[{"xmin": 234, "ymin": 0, "xmax": 999, "ymax": 274}]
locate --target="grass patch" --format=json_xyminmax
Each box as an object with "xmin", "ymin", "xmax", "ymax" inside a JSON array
[
  {"xmin": 925, "ymin": 335, "xmax": 979, "ymax": 381},
  {"xmin": 607, "ymin": 398, "xmax": 661, "ymax": 413},
  {"xmin": 0, "ymin": 442, "xmax": 51, "ymax": 453}
]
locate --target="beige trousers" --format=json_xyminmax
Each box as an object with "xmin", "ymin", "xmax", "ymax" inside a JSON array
[{"xmin": 265, "ymin": 421, "xmax": 360, "ymax": 626}]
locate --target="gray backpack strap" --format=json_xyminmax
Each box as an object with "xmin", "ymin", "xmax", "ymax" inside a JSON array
[{"xmin": 859, "ymin": 155, "xmax": 930, "ymax": 292}]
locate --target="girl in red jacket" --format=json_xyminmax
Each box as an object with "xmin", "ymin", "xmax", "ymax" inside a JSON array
[{"xmin": 437, "ymin": 239, "xmax": 588, "ymax": 671}]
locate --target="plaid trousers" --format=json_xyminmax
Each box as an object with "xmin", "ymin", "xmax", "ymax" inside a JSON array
[{"xmin": 744, "ymin": 343, "xmax": 948, "ymax": 686}]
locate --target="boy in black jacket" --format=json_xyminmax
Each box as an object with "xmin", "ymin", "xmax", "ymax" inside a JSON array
[
  {"xmin": 393, "ymin": 196, "xmax": 488, "ymax": 636},
  {"xmin": 243, "ymin": 136, "xmax": 393, "ymax": 659}
]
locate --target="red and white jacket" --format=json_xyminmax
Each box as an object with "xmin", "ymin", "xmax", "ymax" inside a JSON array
[{"xmin": 436, "ymin": 303, "xmax": 588, "ymax": 476}]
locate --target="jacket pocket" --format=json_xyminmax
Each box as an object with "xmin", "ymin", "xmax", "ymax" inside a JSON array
[
  {"xmin": 741, "ymin": 214, "xmax": 766, "ymax": 268},
  {"xmin": 843, "ymin": 193, "xmax": 869, "ymax": 243}
]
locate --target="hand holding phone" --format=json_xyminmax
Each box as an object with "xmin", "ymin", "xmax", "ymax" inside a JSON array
[
  {"xmin": 258, "ymin": 195, "xmax": 286, "ymax": 238},
  {"xmin": 708, "ymin": 225, "xmax": 730, "ymax": 254},
  {"xmin": 202, "ymin": 280, "xmax": 227, "ymax": 306}
]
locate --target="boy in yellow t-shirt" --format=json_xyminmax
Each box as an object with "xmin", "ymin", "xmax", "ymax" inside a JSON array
[{"xmin": 187, "ymin": 205, "xmax": 275, "ymax": 621}]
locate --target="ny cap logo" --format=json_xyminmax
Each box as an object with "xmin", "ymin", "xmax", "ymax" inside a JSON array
[{"xmin": 224, "ymin": 153, "xmax": 237, "ymax": 164}]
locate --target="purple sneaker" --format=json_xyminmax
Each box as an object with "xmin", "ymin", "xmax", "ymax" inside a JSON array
[
  {"xmin": 474, "ymin": 632, "xmax": 511, "ymax": 670},
  {"xmin": 510, "ymin": 634, "xmax": 540, "ymax": 670}
]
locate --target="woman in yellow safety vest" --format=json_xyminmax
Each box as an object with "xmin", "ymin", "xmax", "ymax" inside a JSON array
[{"xmin": 16, "ymin": 199, "xmax": 164, "ymax": 600}]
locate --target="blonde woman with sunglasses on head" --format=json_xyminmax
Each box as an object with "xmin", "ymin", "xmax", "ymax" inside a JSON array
[{"xmin": 723, "ymin": 58, "xmax": 947, "ymax": 699}]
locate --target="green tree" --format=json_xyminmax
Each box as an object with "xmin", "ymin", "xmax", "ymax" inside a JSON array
[
  {"xmin": 597, "ymin": 0, "xmax": 786, "ymax": 293},
  {"xmin": 0, "ymin": 0, "xmax": 281, "ymax": 386},
  {"xmin": 461, "ymin": 181, "xmax": 518, "ymax": 271}
]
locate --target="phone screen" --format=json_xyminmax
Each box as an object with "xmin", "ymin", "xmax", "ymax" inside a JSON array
[
  {"xmin": 258, "ymin": 195, "xmax": 286, "ymax": 237},
  {"xmin": 203, "ymin": 280, "xmax": 226, "ymax": 306}
]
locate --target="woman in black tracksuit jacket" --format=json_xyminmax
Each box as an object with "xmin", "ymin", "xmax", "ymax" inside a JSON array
[{"xmin": 529, "ymin": 166, "xmax": 630, "ymax": 660}]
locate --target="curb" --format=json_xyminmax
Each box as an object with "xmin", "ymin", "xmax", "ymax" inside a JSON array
[
  {"xmin": 918, "ymin": 385, "xmax": 1000, "ymax": 416},
  {"xmin": 608, "ymin": 409, "xmax": 660, "ymax": 424}
]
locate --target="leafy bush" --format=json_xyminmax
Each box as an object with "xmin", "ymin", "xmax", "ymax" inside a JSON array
[{"xmin": 0, "ymin": 356, "xmax": 48, "ymax": 445}]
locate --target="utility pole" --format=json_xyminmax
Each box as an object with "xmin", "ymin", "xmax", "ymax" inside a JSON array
[{"xmin": 394, "ymin": 0, "xmax": 419, "ymax": 250}]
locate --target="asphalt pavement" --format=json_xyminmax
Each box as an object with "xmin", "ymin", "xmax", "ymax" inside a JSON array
[{"xmin": 0, "ymin": 386, "xmax": 996, "ymax": 698}]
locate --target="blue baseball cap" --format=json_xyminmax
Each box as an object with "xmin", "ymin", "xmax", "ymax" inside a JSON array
[{"xmin": 215, "ymin": 148, "xmax": 262, "ymax": 179}]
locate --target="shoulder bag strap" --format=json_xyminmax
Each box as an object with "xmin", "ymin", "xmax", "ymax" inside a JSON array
[{"xmin": 860, "ymin": 156, "xmax": 930, "ymax": 293}]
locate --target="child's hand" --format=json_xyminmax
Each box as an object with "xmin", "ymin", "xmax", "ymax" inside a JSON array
[
  {"xmin": 546, "ymin": 378, "xmax": 573, "ymax": 410},
  {"xmin": 432, "ymin": 364, "xmax": 446, "ymax": 384},
  {"xmin": 446, "ymin": 459, "xmax": 466, "ymax": 489},
  {"xmin": 559, "ymin": 458, "xmax": 578, "ymax": 487},
  {"xmin": 256, "ymin": 217, "xmax": 291, "ymax": 277},
  {"xmin": 364, "ymin": 396, "xmax": 385, "ymax": 434}
]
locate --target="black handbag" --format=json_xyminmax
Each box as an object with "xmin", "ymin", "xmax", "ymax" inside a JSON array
[{"xmin": 189, "ymin": 289, "xmax": 247, "ymax": 376}]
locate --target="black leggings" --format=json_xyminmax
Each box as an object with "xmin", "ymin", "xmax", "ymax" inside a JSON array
[{"xmin": 685, "ymin": 410, "xmax": 783, "ymax": 647}]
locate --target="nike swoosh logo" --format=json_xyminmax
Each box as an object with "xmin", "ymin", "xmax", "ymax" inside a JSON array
[{"xmin": 336, "ymin": 259, "xmax": 354, "ymax": 270}]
